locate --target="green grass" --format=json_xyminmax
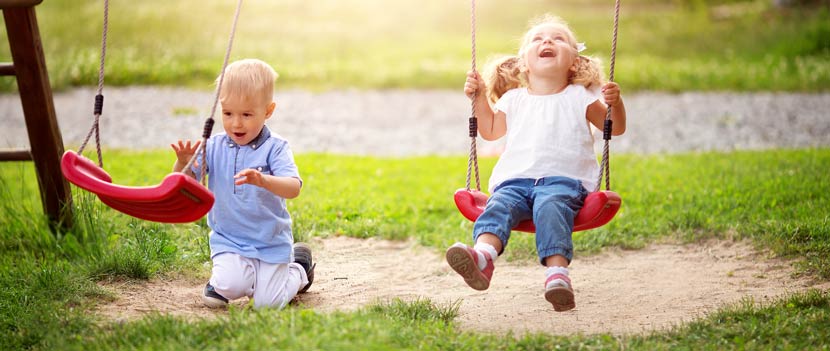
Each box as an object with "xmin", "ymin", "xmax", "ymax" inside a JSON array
[
  {"xmin": 634, "ymin": 289, "xmax": 830, "ymax": 350},
  {"xmin": 0, "ymin": 148, "xmax": 829, "ymax": 349},
  {"xmin": 1, "ymin": 0, "xmax": 828, "ymax": 92}
]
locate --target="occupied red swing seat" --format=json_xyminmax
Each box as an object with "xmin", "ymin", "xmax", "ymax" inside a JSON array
[
  {"xmin": 454, "ymin": 188, "xmax": 621, "ymax": 233},
  {"xmin": 455, "ymin": 0, "xmax": 625, "ymax": 234},
  {"xmin": 61, "ymin": 150, "xmax": 214, "ymax": 223}
]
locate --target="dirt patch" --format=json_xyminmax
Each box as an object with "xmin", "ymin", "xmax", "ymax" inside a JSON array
[{"xmin": 96, "ymin": 236, "xmax": 830, "ymax": 335}]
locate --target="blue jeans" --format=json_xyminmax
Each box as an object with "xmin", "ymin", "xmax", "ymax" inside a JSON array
[{"xmin": 473, "ymin": 176, "xmax": 588, "ymax": 265}]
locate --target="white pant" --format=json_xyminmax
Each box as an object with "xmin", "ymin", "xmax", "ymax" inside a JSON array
[{"xmin": 209, "ymin": 252, "xmax": 308, "ymax": 309}]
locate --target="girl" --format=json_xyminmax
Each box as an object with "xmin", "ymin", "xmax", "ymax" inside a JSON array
[{"xmin": 446, "ymin": 14, "xmax": 627, "ymax": 312}]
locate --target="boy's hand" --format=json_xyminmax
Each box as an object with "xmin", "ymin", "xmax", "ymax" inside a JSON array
[
  {"xmin": 171, "ymin": 140, "xmax": 201, "ymax": 164},
  {"xmin": 171, "ymin": 140, "xmax": 202, "ymax": 172},
  {"xmin": 601, "ymin": 82, "xmax": 622, "ymax": 107},
  {"xmin": 234, "ymin": 169, "xmax": 264, "ymax": 187},
  {"xmin": 235, "ymin": 171, "xmax": 301, "ymax": 198}
]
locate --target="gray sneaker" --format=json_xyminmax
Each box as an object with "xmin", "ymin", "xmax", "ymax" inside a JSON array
[
  {"xmin": 293, "ymin": 242, "xmax": 316, "ymax": 293},
  {"xmin": 202, "ymin": 283, "xmax": 228, "ymax": 308}
]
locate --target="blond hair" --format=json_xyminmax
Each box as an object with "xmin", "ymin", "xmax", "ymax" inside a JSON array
[
  {"xmin": 484, "ymin": 14, "xmax": 604, "ymax": 104},
  {"xmin": 217, "ymin": 58, "xmax": 278, "ymax": 104}
]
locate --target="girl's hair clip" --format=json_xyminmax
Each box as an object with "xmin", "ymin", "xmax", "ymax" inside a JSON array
[{"xmin": 577, "ymin": 42, "xmax": 586, "ymax": 53}]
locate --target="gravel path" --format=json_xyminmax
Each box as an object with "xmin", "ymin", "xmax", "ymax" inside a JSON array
[{"xmin": 2, "ymin": 87, "xmax": 829, "ymax": 155}]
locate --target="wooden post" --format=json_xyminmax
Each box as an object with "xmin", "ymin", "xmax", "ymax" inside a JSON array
[{"xmin": 3, "ymin": 5, "xmax": 74, "ymax": 231}]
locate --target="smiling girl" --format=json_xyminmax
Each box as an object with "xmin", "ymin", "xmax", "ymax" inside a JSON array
[{"xmin": 446, "ymin": 14, "xmax": 627, "ymax": 312}]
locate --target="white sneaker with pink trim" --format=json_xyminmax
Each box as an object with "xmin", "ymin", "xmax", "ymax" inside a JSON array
[
  {"xmin": 445, "ymin": 242, "xmax": 494, "ymax": 291},
  {"xmin": 544, "ymin": 273, "xmax": 575, "ymax": 312}
]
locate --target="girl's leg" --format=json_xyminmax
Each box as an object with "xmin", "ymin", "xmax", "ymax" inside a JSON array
[
  {"xmin": 447, "ymin": 180, "xmax": 533, "ymax": 290},
  {"xmin": 531, "ymin": 177, "xmax": 587, "ymax": 312},
  {"xmin": 472, "ymin": 181, "xmax": 534, "ymax": 252},
  {"xmin": 532, "ymin": 177, "xmax": 586, "ymax": 266},
  {"xmin": 544, "ymin": 255, "xmax": 569, "ymax": 268},
  {"xmin": 476, "ymin": 233, "xmax": 503, "ymax": 253}
]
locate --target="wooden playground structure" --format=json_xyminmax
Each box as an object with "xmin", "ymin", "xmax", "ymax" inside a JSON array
[{"xmin": 1, "ymin": 0, "xmax": 72, "ymax": 230}]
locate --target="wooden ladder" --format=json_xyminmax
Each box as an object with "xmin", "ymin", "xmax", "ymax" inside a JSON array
[{"xmin": 1, "ymin": 0, "xmax": 73, "ymax": 231}]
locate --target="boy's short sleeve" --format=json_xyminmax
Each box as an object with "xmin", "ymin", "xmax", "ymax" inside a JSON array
[{"xmin": 269, "ymin": 141, "xmax": 302, "ymax": 186}]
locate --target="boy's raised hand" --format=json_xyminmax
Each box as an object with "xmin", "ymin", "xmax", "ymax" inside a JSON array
[
  {"xmin": 171, "ymin": 140, "xmax": 202, "ymax": 172},
  {"xmin": 171, "ymin": 140, "xmax": 201, "ymax": 163}
]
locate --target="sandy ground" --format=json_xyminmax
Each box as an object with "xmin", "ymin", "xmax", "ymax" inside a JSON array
[{"xmin": 97, "ymin": 236, "xmax": 830, "ymax": 336}]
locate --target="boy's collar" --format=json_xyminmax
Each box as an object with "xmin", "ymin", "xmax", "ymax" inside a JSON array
[{"xmin": 226, "ymin": 126, "xmax": 271, "ymax": 149}]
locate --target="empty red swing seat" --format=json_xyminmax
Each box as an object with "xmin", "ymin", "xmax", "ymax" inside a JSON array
[{"xmin": 61, "ymin": 150, "xmax": 214, "ymax": 223}]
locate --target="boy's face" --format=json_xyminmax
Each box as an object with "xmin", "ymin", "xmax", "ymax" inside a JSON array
[{"xmin": 220, "ymin": 94, "xmax": 276, "ymax": 146}]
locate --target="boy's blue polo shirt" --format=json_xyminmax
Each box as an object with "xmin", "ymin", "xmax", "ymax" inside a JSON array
[{"xmin": 193, "ymin": 126, "xmax": 301, "ymax": 264}]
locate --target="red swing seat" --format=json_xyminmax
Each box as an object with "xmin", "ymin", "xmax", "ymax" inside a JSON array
[
  {"xmin": 60, "ymin": 150, "xmax": 214, "ymax": 223},
  {"xmin": 454, "ymin": 0, "xmax": 625, "ymax": 234},
  {"xmin": 454, "ymin": 188, "xmax": 621, "ymax": 233}
]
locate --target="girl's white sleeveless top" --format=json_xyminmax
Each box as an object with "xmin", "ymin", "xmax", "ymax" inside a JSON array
[{"xmin": 489, "ymin": 85, "xmax": 601, "ymax": 193}]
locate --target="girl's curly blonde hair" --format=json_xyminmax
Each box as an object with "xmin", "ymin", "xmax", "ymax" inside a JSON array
[{"xmin": 483, "ymin": 15, "xmax": 604, "ymax": 104}]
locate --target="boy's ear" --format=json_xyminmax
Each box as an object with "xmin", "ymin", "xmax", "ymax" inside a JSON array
[{"xmin": 265, "ymin": 101, "xmax": 276, "ymax": 118}]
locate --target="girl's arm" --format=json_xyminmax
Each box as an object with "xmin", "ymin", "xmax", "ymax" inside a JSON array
[
  {"xmin": 587, "ymin": 82, "xmax": 626, "ymax": 136},
  {"xmin": 465, "ymin": 70, "xmax": 506, "ymax": 140},
  {"xmin": 234, "ymin": 170, "xmax": 302, "ymax": 199}
]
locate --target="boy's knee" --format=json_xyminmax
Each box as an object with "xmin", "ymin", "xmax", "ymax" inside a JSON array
[{"xmin": 211, "ymin": 275, "xmax": 251, "ymax": 300}]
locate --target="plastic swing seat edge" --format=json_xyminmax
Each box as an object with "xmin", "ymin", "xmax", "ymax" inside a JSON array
[
  {"xmin": 60, "ymin": 150, "xmax": 215, "ymax": 223},
  {"xmin": 453, "ymin": 188, "xmax": 621, "ymax": 233}
]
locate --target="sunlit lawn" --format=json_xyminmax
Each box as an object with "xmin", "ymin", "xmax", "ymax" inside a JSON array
[
  {"xmin": 1, "ymin": 0, "xmax": 828, "ymax": 91},
  {"xmin": 1, "ymin": 149, "xmax": 829, "ymax": 349},
  {"xmin": 2, "ymin": 0, "xmax": 830, "ymax": 349}
]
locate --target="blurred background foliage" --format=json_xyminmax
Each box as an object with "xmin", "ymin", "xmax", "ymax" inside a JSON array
[{"xmin": 0, "ymin": 0, "xmax": 828, "ymax": 91}]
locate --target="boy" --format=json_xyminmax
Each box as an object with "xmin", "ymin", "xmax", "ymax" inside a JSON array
[{"xmin": 172, "ymin": 58, "xmax": 314, "ymax": 309}]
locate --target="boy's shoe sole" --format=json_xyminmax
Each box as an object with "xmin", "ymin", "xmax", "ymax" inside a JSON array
[
  {"xmin": 202, "ymin": 283, "xmax": 229, "ymax": 308},
  {"xmin": 446, "ymin": 245, "xmax": 490, "ymax": 291},
  {"xmin": 544, "ymin": 286, "xmax": 575, "ymax": 312},
  {"xmin": 294, "ymin": 242, "xmax": 315, "ymax": 293}
]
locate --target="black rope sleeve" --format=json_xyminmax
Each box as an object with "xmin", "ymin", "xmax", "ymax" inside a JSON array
[
  {"xmin": 94, "ymin": 94, "xmax": 104, "ymax": 115},
  {"xmin": 468, "ymin": 116, "xmax": 477, "ymax": 137},
  {"xmin": 603, "ymin": 119, "xmax": 613, "ymax": 141},
  {"xmin": 202, "ymin": 118, "xmax": 215, "ymax": 139}
]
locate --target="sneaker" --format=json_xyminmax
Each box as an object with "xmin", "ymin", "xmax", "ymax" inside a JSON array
[
  {"xmin": 202, "ymin": 283, "xmax": 228, "ymax": 308},
  {"xmin": 293, "ymin": 242, "xmax": 316, "ymax": 293},
  {"xmin": 445, "ymin": 242, "xmax": 494, "ymax": 290},
  {"xmin": 544, "ymin": 273, "xmax": 575, "ymax": 312}
]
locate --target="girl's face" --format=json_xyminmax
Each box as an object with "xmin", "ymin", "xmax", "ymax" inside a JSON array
[
  {"xmin": 220, "ymin": 94, "xmax": 276, "ymax": 146},
  {"xmin": 521, "ymin": 23, "xmax": 579, "ymax": 79}
]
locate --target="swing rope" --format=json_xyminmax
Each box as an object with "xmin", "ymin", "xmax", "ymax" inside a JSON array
[
  {"xmin": 596, "ymin": 0, "xmax": 621, "ymax": 193},
  {"xmin": 182, "ymin": 0, "xmax": 245, "ymax": 185},
  {"xmin": 76, "ymin": 0, "xmax": 244, "ymax": 187},
  {"xmin": 77, "ymin": 0, "xmax": 109, "ymax": 167},
  {"xmin": 59, "ymin": 0, "xmax": 225, "ymax": 224},
  {"xmin": 464, "ymin": 0, "xmax": 621, "ymax": 194},
  {"xmin": 465, "ymin": 0, "xmax": 481, "ymax": 192}
]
